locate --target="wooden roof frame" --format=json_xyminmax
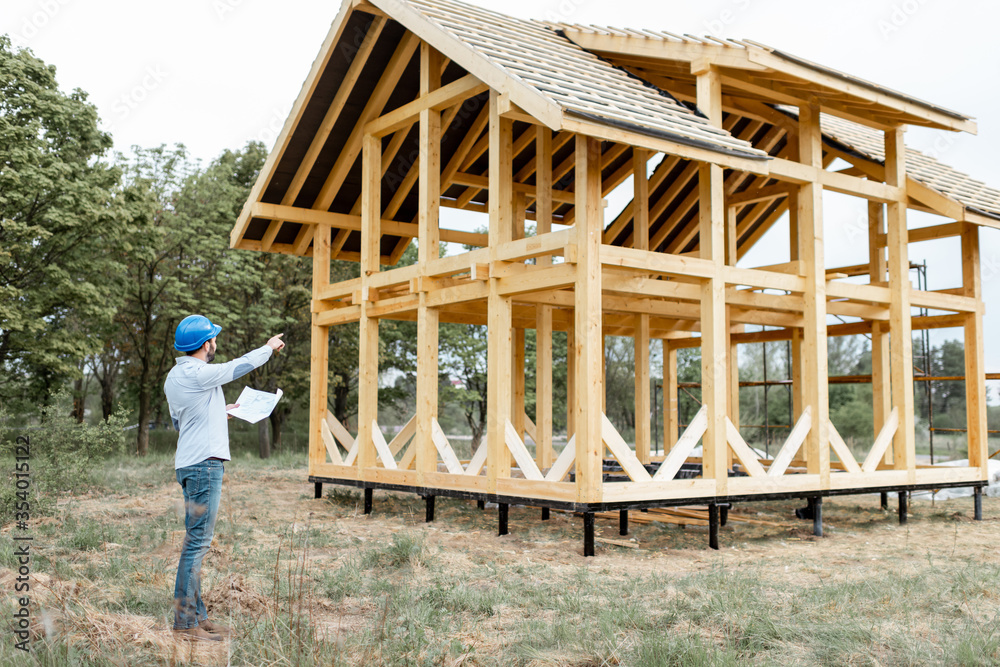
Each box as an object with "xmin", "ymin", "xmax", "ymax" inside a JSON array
[
  {"xmin": 231, "ymin": 0, "xmax": 997, "ymax": 261},
  {"xmin": 555, "ymin": 26, "xmax": 978, "ymax": 134}
]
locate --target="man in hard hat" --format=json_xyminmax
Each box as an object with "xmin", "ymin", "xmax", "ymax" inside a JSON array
[{"xmin": 164, "ymin": 314, "xmax": 285, "ymax": 641}]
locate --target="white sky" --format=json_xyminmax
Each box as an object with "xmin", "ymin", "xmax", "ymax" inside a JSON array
[{"xmin": 5, "ymin": 0, "xmax": 1000, "ymax": 369}]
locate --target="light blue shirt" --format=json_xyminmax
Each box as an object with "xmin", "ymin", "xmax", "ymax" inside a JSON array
[{"xmin": 164, "ymin": 345, "xmax": 273, "ymax": 469}]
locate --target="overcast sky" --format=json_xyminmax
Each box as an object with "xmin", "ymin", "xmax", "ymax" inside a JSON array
[{"xmin": 5, "ymin": 0, "xmax": 1000, "ymax": 373}]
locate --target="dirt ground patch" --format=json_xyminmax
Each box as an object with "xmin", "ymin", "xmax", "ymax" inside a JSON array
[{"xmin": 5, "ymin": 460, "xmax": 1000, "ymax": 665}]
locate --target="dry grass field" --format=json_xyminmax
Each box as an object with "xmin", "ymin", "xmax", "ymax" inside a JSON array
[{"xmin": 2, "ymin": 450, "xmax": 999, "ymax": 666}]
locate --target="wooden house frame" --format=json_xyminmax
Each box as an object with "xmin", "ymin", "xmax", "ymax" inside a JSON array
[{"xmin": 231, "ymin": 0, "xmax": 999, "ymax": 554}]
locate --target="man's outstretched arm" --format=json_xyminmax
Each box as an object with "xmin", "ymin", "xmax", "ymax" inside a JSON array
[{"xmin": 192, "ymin": 334, "xmax": 285, "ymax": 390}]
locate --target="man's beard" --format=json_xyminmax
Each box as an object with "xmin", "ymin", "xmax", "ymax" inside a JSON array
[{"xmin": 206, "ymin": 351, "xmax": 216, "ymax": 363}]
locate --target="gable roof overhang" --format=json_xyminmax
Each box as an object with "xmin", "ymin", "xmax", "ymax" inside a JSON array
[{"xmin": 555, "ymin": 25, "xmax": 978, "ymax": 135}]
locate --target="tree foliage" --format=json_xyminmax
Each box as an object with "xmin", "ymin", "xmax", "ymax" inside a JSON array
[{"xmin": 0, "ymin": 36, "xmax": 125, "ymax": 409}]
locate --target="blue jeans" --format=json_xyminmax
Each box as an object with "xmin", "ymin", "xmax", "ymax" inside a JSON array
[{"xmin": 173, "ymin": 459, "xmax": 223, "ymax": 630}]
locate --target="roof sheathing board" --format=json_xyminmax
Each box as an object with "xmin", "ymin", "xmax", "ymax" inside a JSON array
[
  {"xmin": 552, "ymin": 23, "xmax": 976, "ymax": 132},
  {"xmin": 393, "ymin": 0, "xmax": 765, "ymax": 160},
  {"xmin": 780, "ymin": 109, "xmax": 1000, "ymax": 221}
]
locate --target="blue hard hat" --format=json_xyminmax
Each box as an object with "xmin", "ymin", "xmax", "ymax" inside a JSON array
[{"xmin": 174, "ymin": 315, "xmax": 222, "ymax": 352}]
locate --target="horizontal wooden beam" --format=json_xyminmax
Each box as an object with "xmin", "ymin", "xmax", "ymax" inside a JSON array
[
  {"xmin": 365, "ymin": 74, "xmax": 489, "ymax": 137},
  {"xmin": 727, "ymin": 183, "xmax": 792, "ymax": 207},
  {"xmin": 249, "ymin": 202, "xmax": 487, "ymax": 247},
  {"xmin": 768, "ymin": 158, "xmax": 903, "ymax": 202},
  {"xmin": 560, "ymin": 116, "xmax": 770, "ymax": 176}
]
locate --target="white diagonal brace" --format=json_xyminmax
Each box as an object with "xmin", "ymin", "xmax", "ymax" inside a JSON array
[
  {"xmin": 827, "ymin": 420, "xmax": 862, "ymax": 474},
  {"xmin": 326, "ymin": 410, "xmax": 356, "ymax": 451},
  {"xmin": 768, "ymin": 406, "xmax": 812, "ymax": 477},
  {"xmin": 371, "ymin": 420, "xmax": 398, "ymax": 470},
  {"xmin": 545, "ymin": 435, "xmax": 576, "ymax": 482},
  {"xmin": 465, "ymin": 441, "xmax": 488, "ymax": 476},
  {"xmin": 601, "ymin": 413, "xmax": 652, "ymax": 482},
  {"xmin": 320, "ymin": 418, "xmax": 343, "ymax": 465},
  {"xmin": 862, "ymin": 407, "xmax": 899, "ymax": 473},
  {"xmin": 505, "ymin": 419, "xmax": 544, "ymax": 481},
  {"xmin": 654, "ymin": 404, "xmax": 707, "ymax": 481},
  {"xmin": 725, "ymin": 417, "xmax": 766, "ymax": 477},
  {"xmin": 431, "ymin": 418, "xmax": 465, "ymax": 475},
  {"xmin": 388, "ymin": 415, "xmax": 417, "ymax": 456}
]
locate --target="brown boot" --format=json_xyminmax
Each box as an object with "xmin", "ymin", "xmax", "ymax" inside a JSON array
[
  {"xmin": 173, "ymin": 626, "xmax": 222, "ymax": 641},
  {"xmin": 199, "ymin": 620, "xmax": 231, "ymax": 638}
]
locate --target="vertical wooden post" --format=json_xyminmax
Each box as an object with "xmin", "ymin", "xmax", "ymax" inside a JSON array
[
  {"xmin": 796, "ymin": 104, "xmax": 830, "ymax": 486},
  {"xmin": 566, "ymin": 325, "xmax": 575, "ymax": 438},
  {"xmin": 728, "ymin": 333, "xmax": 740, "ymax": 440},
  {"xmin": 663, "ymin": 341, "xmax": 678, "ymax": 454},
  {"xmin": 487, "ymin": 91, "xmax": 513, "ymax": 492},
  {"xmin": 633, "ymin": 148, "xmax": 651, "ymax": 464},
  {"xmin": 725, "ymin": 206, "xmax": 739, "ymax": 468},
  {"xmin": 634, "ymin": 316, "xmax": 651, "ymax": 463},
  {"xmin": 695, "ymin": 65, "xmax": 728, "ymax": 495},
  {"xmin": 962, "ymin": 223, "xmax": 988, "ymax": 477},
  {"xmin": 535, "ymin": 127, "xmax": 554, "ymax": 468},
  {"xmin": 512, "ymin": 192, "xmax": 526, "ymax": 441},
  {"xmin": 868, "ymin": 201, "xmax": 893, "ymax": 464},
  {"xmin": 574, "ymin": 134, "xmax": 604, "ymax": 503},
  {"xmin": 512, "ymin": 328, "xmax": 526, "ymax": 440},
  {"xmin": 884, "ymin": 127, "xmax": 915, "ymax": 480},
  {"xmin": 788, "ymin": 192, "xmax": 803, "ymax": 421},
  {"xmin": 357, "ymin": 134, "xmax": 382, "ymax": 474},
  {"xmin": 415, "ymin": 42, "xmax": 441, "ymax": 482},
  {"xmin": 309, "ymin": 226, "xmax": 331, "ymax": 475}
]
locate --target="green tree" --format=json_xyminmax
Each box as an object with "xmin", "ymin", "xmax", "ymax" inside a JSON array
[
  {"xmin": 192, "ymin": 145, "xmax": 313, "ymax": 457},
  {"xmin": 0, "ymin": 36, "xmax": 125, "ymax": 409},
  {"xmin": 439, "ymin": 323, "xmax": 488, "ymax": 449},
  {"xmin": 114, "ymin": 145, "xmax": 213, "ymax": 455}
]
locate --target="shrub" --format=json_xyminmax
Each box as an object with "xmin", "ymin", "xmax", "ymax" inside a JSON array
[{"xmin": 0, "ymin": 391, "xmax": 129, "ymax": 517}]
